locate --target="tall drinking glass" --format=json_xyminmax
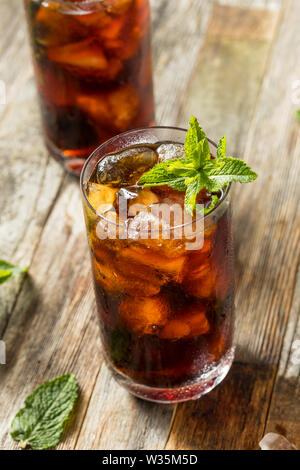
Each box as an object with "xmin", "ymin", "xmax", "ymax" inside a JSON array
[
  {"xmin": 24, "ymin": 0, "xmax": 154, "ymax": 175},
  {"xmin": 81, "ymin": 127, "xmax": 235, "ymax": 403}
]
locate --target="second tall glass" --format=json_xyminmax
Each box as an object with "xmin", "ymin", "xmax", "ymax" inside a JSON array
[{"xmin": 24, "ymin": 0, "xmax": 155, "ymax": 174}]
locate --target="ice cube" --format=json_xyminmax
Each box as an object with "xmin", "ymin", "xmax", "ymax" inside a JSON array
[
  {"xmin": 86, "ymin": 183, "xmax": 117, "ymax": 212},
  {"xmin": 47, "ymin": 39, "xmax": 109, "ymax": 72},
  {"xmin": 160, "ymin": 303, "xmax": 210, "ymax": 340},
  {"xmin": 96, "ymin": 147, "xmax": 158, "ymax": 187},
  {"xmin": 102, "ymin": 23, "xmax": 141, "ymax": 60},
  {"xmin": 120, "ymin": 243, "xmax": 186, "ymax": 282},
  {"xmin": 127, "ymin": 212, "xmax": 169, "ymax": 239},
  {"xmin": 91, "ymin": 252, "xmax": 161, "ymax": 297},
  {"xmin": 77, "ymin": 85, "xmax": 139, "ymax": 132},
  {"xmin": 104, "ymin": 0, "xmax": 134, "ymax": 15},
  {"xmin": 114, "ymin": 248, "xmax": 166, "ymax": 290},
  {"xmin": 157, "ymin": 143, "xmax": 185, "ymax": 162},
  {"xmin": 99, "ymin": 13, "xmax": 127, "ymax": 40},
  {"xmin": 128, "ymin": 189, "xmax": 160, "ymax": 216},
  {"xmin": 151, "ymin": 186, "xmax": 186, "ymax": 207},
  {"xmin": 117, "ymin": 187, "xmax": 140, "ymax": 201},
  {"xmin": 183, "ymin": 262, "xmax": 216, "ymax": 299},
  {"xmin": 160, "ymin": 319, "xmax": 191, "ymax": 340},
  {"xmin": 259, "ymin": 433, "xmax": 297, "ymax": 450},
  {"xmin": 119, "ymin": 294, "xmax": 170, "ymax": 336},
  {"xmin": 35, "ymin": 5, "xmax": 86, "ymax": 47},
  {"xmin": 75, "ymin": 9, "xmax": 112, "ymax": 29}
]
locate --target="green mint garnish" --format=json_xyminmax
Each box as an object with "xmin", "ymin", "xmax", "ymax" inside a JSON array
[
  {"xmin": 296, "ymin": 110, "xmax": 300, "ymax": 123},
  {"xmin": 0, "ymin": 260, "xmax": 27, "ymax": 285},
  {"xmin": 10, "ymin": 374, "xmax": 79, "ymax": 450},
  {"xmin": 138, "ymin": 116, "xmax": 258, "ymax": 215}
]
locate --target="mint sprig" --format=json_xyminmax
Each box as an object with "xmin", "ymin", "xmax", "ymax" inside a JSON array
[
  {"xmin": 0, "ymin": 260, "xmax": 27, "ymax": 285},
  {"xmin": 138, "ymin": 116, "xmax": 258, "ymax": 215},
  {"xmin": 10, "ymin": 374, "xmax": 79, "ymax": 450}
]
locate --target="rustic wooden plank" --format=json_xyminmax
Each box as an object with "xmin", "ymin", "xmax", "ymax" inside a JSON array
[
  {"xmin": 0, "ymin": 179, "xmax": 99, "ymax": 449},
  {"xmin": 0, "ymin": 0, "xmax": 297, "ymax": 452},
  {"xmin": 167, "ymin": 0, "xmax": 300, "ymax": 450},
  {"xmin": 233, "ymin": 0, "xmax": 300, "ymax": 363},
  {"xmin": 218, "ymin": 0, "xmax": 283, "ymax": 9},
  {"xmin": 0, "ymin": 77, "xmax": 65, "ymax": 335},
  {"xmin": 0, "ymin": 0, "xmax": 31, "ymax": 121},
  {"xmin": 264, "ymin": 267, "xmax": 300, "ymax": 449},
  {"xmin": 75, "ymin": 364, "xmax": 174, "ymax": 450},
  {"xmin": 0, "ymin": 1, "xmax": 66, "ymax": 335},
  {"xmin": 166, "ymin": 363, "xmax": 275, "ymax": 450},
  {"xmin": 151, "ymin": 0, "xmax": 214, "ymax": 124},
  {"xmin": 177, "ymin": 2, "xmax": 281, "ymax": 155}
]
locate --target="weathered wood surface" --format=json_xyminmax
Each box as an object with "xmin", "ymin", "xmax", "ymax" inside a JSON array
[{"xmin": 0, "ymin": 0, "xmax": 299, "ymax": 450}]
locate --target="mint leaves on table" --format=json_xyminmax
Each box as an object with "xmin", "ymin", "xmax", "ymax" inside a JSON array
[
  {"xmin": 10, "ymin": 374, "xmax": 79, "ymax": 450},
  {"xmin": 296, "ymin": 110, "xmax": 300, "ymax": 123},
  {"xmin": 138, "ymin": 116, "xmax": 258, "ymax": 215},
  {"xmin": 0, "ymin": 260, "xmax": 27, "ymax": 285}
]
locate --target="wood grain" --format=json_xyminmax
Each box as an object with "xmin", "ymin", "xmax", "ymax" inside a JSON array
[
  {"xmin": 177, "ymin": 2, "xmax": 281, "ymax": 155},
  {"xmin": 167, "ymin": 0, "xmax": 300, "ymax": 450},
  {"xmin": 166, "ymin": 363, "xmax": 275, "ymax": 450},
  {"xmin": 75, "ymin": 364, "xmax": 174, "ymax": 450},
  {"xmin": 0, "ymin": 0, "xmax": 32, "ymax": 121},
  {"xmin": 264, "ymin": 268, "xmax": 300, "ymax": 449},
  {"xmin": 151, "ymin": 0, "xmax": 214, "ymax": 124},
  {"xmin": 0, "ymin": 0, "xmax": 298, "ymax": 451}
]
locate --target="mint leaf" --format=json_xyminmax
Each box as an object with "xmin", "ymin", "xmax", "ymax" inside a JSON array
[
  {"xmin": 184, "ymin": 175, "xmax": 203, "ymax": 216},
  {"xmin": 184, "ymin": 171, "xmax": 212, "ymax": 215},
  {"xmin": 203, "ymin": 157, "xmax": 258, "ymax": 192},
  {"xmin": 0, "ymin": 260, "xmax": 27, "ymax": 285},
  {"xmin": 138, "ymin": 158, "xmax": 195, "ymax": 188},
  {"xmin": 296, "ymin": 110, "xmax": 300, "ymax": 123},
  {"xmin": 138, "ymin": 116, "xmax": 258, "ymax": 215},
  {"xmin": 204, "ymin": 195, "xmax": 220, "ymax": 214},
  {"xmin": 10, "ymin": 374, "xmax": 79, "ymax": 450},
  {"xmin": 185, "ymin": 116, "xmax": 210, "ymax": 168},
  {"xmin": 217, "ymin": 136, "xmax": 226, "ymax": 158}
]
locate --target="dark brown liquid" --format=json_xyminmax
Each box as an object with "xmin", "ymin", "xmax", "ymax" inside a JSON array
[
  {"xmin": 86, "ymin": 142, "xmax": 234, "ymax": 388},
  {"xmin": 24, "ymin": 0, "xmax": 155, "ymax": 174}
]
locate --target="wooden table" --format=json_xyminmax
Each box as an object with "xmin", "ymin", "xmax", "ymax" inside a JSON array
[{"xmin": 0, "ymin": 0, "xmax": 299, "ymax": 450}]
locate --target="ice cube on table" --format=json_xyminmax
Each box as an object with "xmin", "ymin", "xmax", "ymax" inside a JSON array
[
  {"xmin": 96, "ymin": 147, "xmax": 158, "ymax": 187},
  {"xmin": 157, "ymin": 143, "xmax": 185, "ymax": 162},
  {"xmin": 259, "ymin": 433, "xmax": 297, "ymax": 450}
]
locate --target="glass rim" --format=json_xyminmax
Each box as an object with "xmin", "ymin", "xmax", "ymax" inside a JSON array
[{"xmin": 80, "ymin": 126, "xmax": 232, "ymax": 230}]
